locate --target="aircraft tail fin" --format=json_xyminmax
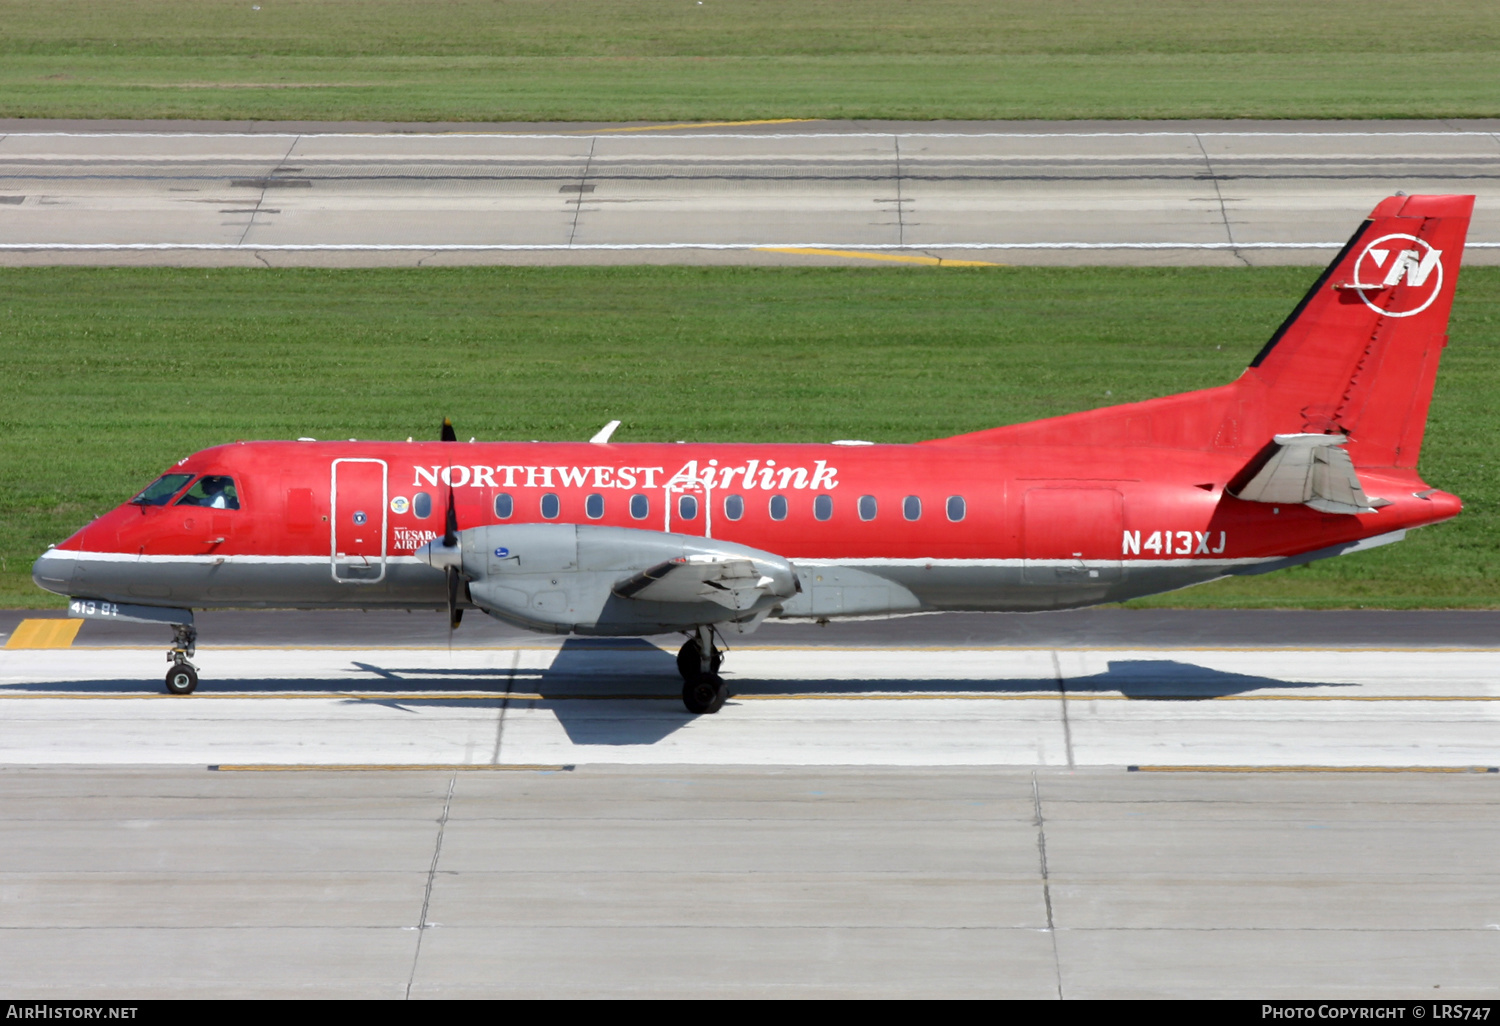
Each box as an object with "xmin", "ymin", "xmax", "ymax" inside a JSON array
[
  {"xmin": 924, "ymin": 195, "xmax": 1471, "ymax": 469},
  {"xmin": 1240, "ymin": 193, "xmax": 1472, "ymax": 469}
]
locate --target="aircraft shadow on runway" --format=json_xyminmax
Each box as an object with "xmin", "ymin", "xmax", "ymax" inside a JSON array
[{"xmin": 6, "ymin": 638, "xmax": 1337, "ymax": 747}]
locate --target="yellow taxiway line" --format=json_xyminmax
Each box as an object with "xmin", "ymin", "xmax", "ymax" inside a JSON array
[
  {"xmin": 594, "ymin": 118, "xmax": 818, "ymax": 133},
  {"xmin": 437, "ymin": 118, "xmax": 821, "ymax": 137},
  {"xmin": 5, "ymin": 619, "xmax": 83, "ymax": 649},
  {"xmin": 758, "ymin": 246, "xmax": 1001, "ymax": 267}
]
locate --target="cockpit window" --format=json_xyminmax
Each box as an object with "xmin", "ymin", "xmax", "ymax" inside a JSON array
[
  {"xmin": 129, "ymin": 473, "xmax": 193, "ymax": 506},
  {"xmin": 174, "ymin": 475, "xmax": 241, "ymax": 510}
]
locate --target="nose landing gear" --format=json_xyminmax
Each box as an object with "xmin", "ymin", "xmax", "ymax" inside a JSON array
[
  {"xmin": 678, "ymin": 626, "xmax": 728, "ymax": 714},
  {"xmin": 164, "ymin": 623, "xmax": 199, "ymax": 695}
]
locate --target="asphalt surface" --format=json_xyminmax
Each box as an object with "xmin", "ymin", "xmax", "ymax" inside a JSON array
[{"xmin": 3, "ymin": 118, "xmax": 1498, "ymax": 267}]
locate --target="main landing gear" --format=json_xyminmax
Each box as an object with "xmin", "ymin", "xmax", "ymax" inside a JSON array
[
  {"xmin": 164, "ymin": 623, "xmax": 199, "ymax": 695},
  {"xmin": 677, "ymin": 626, "xmax": 728, "ymax": 715}
]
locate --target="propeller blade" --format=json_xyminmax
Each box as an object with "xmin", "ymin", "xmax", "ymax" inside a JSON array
[
  {"xmin": 443, "ymin": 486, "xmax": 458, "ymax": 548},
  {"xmin": 440, "ymin": 417, "xmax": 461, "ymax": 632},
  {"xmin": 446, "ymin": 566, "xmax": 463, "ymax": 630}
]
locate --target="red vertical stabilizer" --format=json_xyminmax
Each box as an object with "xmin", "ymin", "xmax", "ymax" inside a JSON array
[
  {"xmin": 1240, "ymin": 194, "xmax": 1472, "ymax": 469},
  {"xmin": 927, "ymin": 195, "xmax": 1472, "ymax": 471}
]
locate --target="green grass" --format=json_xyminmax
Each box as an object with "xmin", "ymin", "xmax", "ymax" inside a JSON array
[
  {"xmin": 3, "ymin": 0, "xmax": 1499, "ymax": 121},
  {"xmin": 2, "ymin": 265, "xmax": 1497, "ymax": 609}
]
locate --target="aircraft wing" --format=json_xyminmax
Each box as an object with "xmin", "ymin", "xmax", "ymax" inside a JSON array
[
  {"xmin": 1230, "ymin": 433, "xmax": 1390, "ymax": 515},
  {"xmin": 613, "ymin": 554, "xmax": 784, "ymax": 611}
]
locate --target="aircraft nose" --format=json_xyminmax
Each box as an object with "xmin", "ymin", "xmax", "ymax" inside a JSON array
[{"xmin": 31, "ymin": 548, "xmax": 71, "ymax": 597}]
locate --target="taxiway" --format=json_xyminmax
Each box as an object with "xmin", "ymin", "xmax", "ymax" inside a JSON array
[
  {"xmin": 3, "ymin": 118, "xmax": 1499, "ymax": 267},
  {"xmin": 2, "ymin": 611, "xmax": 1498, "ymax": 768}
]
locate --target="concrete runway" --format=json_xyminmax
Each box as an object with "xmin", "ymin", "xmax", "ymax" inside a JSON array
[
  {"xmin": 2, "ymin": 766, "xmax": 1497, "ymax": 998},
  {"xmin": 3, "ymin": 610, "xmax": 1499, "ymax": 768},
  {"xmin": 3, "ymin": 608, "xmax": 1498, "ymax": 995},
  {"xmin": 3, "ymin": 118, "xmax": 1499, "ymax": 267}
]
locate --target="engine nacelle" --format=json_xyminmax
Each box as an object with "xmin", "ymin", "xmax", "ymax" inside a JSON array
[{"xmin": 417, "ymin": 524, "xmax": 798, "ymax": 635}]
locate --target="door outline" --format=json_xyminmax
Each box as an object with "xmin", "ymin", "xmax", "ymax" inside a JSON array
[
  {"xmin": 330, "ymin": 458, "xmax": 388, "ymax": 584},
  {"xmin": 1022, "ymin": 486, "xmax": 1123, "ymax": 585},
  {"xmin": 663, "ymin": 476, "xmax": 712, "ymax": 538}
]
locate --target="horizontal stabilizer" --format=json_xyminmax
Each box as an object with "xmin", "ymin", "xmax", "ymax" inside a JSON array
[
  {"xmin": 1230, "ymin": 434, "xmax": 1389, "ymax": 515},
  {"xmin": 614, "ymin": 554, "xmax": 786, "ymax": 611}
]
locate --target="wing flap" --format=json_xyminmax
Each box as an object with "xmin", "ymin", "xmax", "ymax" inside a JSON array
[{"xmin": 614, "ymin": 554, "xmax": 785, "ymax": 611}]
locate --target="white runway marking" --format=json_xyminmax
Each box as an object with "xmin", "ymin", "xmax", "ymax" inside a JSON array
[
  {"xmin": 0, "ymin": 241, "xmax": 1365, "ymax": 251},
  {"xmin": 2, "ymin": 645, "xmax": 1496, "ymax": 768}
]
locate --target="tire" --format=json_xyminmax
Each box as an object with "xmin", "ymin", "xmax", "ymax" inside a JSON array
[
  {"xmin": 676, "ymin": 637, "xmax": 723, "ymax": 681},
  {"xmin": 682, "ymin": 672, "xmax": 729, "ymax": 715},
  {"xmin": 706, "ymin": 677, "xmax": 729, "ymax": 714},
  {"xmin": 165, "ymin": 664, "xmax": 198, "ymax": 695}
]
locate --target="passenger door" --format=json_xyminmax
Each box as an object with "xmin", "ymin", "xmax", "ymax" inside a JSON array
[{"xmin": 331, "ymin": 458, "xmax": 388, "ymax": 583}]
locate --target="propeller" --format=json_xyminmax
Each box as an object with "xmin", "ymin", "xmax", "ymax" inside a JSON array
[
  {"xmin": 440, "ymin": 418, "xmax": 462, "ymax": 630},
  {"xmin": 442, "ymin": 488, "xmax": 462, "ymax": 631}
]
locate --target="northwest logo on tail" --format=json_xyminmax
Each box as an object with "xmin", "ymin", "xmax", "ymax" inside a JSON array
[{"xmin": 1349, "ymin": 233, "xmax": 1444, "ymax": 318}]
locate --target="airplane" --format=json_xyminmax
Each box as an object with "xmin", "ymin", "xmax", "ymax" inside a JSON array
[{"xmin": 32, "ymin": 193, "xmax": 1471, "ymax": 713}]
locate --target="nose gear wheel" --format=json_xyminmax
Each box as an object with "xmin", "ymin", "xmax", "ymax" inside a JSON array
[
  {"xmin": 679, "ymin": 625, "xmax": 729, "ymax": 713},
  {"xmin": 165, "ymin": 664, "xmax": 198, "ymax": 695},
  {"xmin": 682, "ymin": 672, "xmax": 729, "ymax": 714},
  {"xmin": 164, "ymin": 622, "xmax": 199, "ymax": 695}
]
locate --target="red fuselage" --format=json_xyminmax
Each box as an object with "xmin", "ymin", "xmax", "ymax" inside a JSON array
[{"xmin": 43, "ymin": 437, "xmax": 1457, "ymax": 611}]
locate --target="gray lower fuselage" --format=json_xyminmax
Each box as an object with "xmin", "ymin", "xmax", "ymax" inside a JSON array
[{"xmin": 35, "ymin": 545, "xmax": 1246, "ymax": 635}]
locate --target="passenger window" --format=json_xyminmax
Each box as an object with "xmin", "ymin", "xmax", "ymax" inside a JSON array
[
  {"xmin": 769, "ymin": 495, "xmax": 788, "ymax": 521},
  {"xmin": 724, "ymin": 494, "xmax": 744, "ymax": 521},
  {"xmin": 494, "ymin": 493, "xmax": 513, "ymax": 519},
  {"xmin": 814, "ymin": 494, "xmax": 833, "ymax": 521},
  {"xmin": 858, "ymin": 495, "xmax": 877, "ymax": 521},
  {"xmin": 175, "ymin": 475, "xmax": 240, "ymax": 510},
  {"xmin": 947, "ymin": 495, "xmax": 966, "ymax": 522},
  {"xmin": 630, "ymin": 493, "xmax": 650, "ymax": 520},
  {"xmin": 414, "ymin": 492, "xmax": 432, "ymax": 518},
  {"xmin": 678, "ymin": 495, "xmax": 699, "ymax": 521},
  {"xmin": 586, "ymin": 493, "xmax": 605, "ymax": 519},
  {"xmin": 903, "ymin": 495, "xmax": 922, "ymax": 521},
  {"xmin": 540, "ymin": 493, "xmax": 560, "ymax": 519},
  {"xmin": 130, "ymin": 473, "xmax": 193, "ymax": 507}
]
